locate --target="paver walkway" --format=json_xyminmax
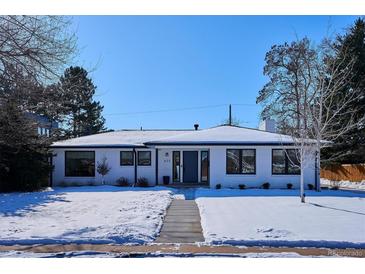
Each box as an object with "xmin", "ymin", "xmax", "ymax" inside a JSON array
[{"xmin": 155, "ymin": 199, "xmax": 204, "ymax": 243}]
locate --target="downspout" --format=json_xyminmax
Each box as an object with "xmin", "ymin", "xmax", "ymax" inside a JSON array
[
  {"xmin": 155, "ymin": 148, "xmax": 158, "ymax": 186},
  {"xmin": 49, "ymin": 153, "xmax": 53, "ymax": 187},
  {"xmin": 133, "ymin": 148, "xmax": 137, "ymax": 187}
]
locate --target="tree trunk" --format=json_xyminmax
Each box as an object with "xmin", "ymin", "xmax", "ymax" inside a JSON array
[{"xmin": 300, "ymin": 147, "xmax": 305, "ymax": 203}]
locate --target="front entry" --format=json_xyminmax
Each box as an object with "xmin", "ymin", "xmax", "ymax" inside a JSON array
[{"xmin": 183, "ymin": 151, "xmax": 198, "ymax": 183}]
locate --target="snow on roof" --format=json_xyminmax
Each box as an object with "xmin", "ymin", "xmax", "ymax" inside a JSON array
[
  {"xmin": 51, "ymin": 130, "xmax": 193, "ymax": 148},
  {"xmin": 52, "ymin": 125, "xmax": 296, "ymax": 148},
  {"xmin": 145, "ymin": 125, "xmax": 295, "ymax": 145}
]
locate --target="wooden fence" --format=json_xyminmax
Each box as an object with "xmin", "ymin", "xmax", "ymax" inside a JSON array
[{"xmin": 320, "ymin": 164, "xmax": 365, "ymax": 182}]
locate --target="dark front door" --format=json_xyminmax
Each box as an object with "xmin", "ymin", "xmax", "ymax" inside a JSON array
[{"xmin": 183, "ymin": 151, "xmax": 198, "ymax": 183}]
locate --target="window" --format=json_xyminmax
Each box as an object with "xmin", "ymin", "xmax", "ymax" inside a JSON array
[
  {"xmin": 65, "ymin": 151, "xmax": 95, "ymax": 177},
  {"xmin": 272, "ymin": 149, "xmax": 301, "ymax": 175},
  {"xmin": 226, "ymin": 149, "xmax": 256, "ymax": 174},
  {"xmin": 120, "ymin": 151, "xmax": 134, "ymax": 166},
  {"xmin": 201, "ymin": 151, "xmax": 209, "ymax": 182},
  {"xmin": 172, "ymin": 151, "xmax": 181, "ymax": 182},
  {"xmin": 138, "ymin": 151, "xmax": 151, "ymax": 166}
]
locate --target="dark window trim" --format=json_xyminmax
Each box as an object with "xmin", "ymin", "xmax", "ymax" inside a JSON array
[
  {"xmin": 272, "ymin": 149, "xmax": 301, "ymax": 175},
  {"xmin": 120, "ymin": 151, "xmax": 134, "ymax": 166},
  {"xmin": 226, "ymin": 149, "xmax": 256, "ymax": 175},
  {"xmin": 200, "ymin": 150, "xmax": 209, "ymax": 183},
  {"xmin": 172, "ymin": 151, "xmax": 181, "ymax": 182},
  {"xmin": 65, "ymin": 150, "xmax": 95, "ymax": 177},
  {"xmin": 138, "ymin": 151, "xmax": 152, "ymax": 166}
]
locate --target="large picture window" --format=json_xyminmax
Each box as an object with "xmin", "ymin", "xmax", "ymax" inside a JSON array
[
  {"xmin": 138, "ymin": 151, "xmax": 151, "ymax": 166},
  {"xmin": 120, "ymin": 151, "xmax": 134, "ymax": 166},
  {"xmin": 272, "ymin": 149, "xmax": 300, "ymax": 175},
  {"xmin": 226, "ymin": 149, "xmax": 256, "ymax": 174},
  {"xmin": 65, "ymin": 151, "xmax": 95, "ymax": 177}
]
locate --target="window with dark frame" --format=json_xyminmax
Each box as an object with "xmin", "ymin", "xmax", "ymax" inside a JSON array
[
  {"xmin": 201, "ymin": 151, "xmax": 209, "ymax": 182},
  {"xmin": 65, "ymin": 151, "xmax": 95, "ymax": 177},
  {"xmin": 138, "ymin": 151, "xmax": 151, "ymax": 166},
  {"xmin": 226, "ymin": 149, "xmax": 256, "ymax": 174},
  {"xmin": 172, "ymin": 151, "xmax": 180, "ymax": 182},
  {"xmin": 120, "ymin": 151, "xmax": 134, "ymax": 166},
  {"xmin": 272, "ymin": 149, "xmax": 301, "ymax": 175}
]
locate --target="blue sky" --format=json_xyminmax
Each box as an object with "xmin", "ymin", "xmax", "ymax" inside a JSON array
[{"xmin": 73, "ymin": 16, "xmax": 358, "ymax": 130}]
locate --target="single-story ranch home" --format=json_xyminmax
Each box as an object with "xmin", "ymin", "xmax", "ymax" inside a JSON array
[{"xmin": 51, "ymin": 120, "xmax": 318, "ymax": 189}]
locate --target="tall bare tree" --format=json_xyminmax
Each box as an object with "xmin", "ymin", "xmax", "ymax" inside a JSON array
[
  {"xmin": 0, "ymin": 16, "xmax": 76, "ymax": 84},
  {"xmin": 258, "ymin": 37, "xmax": 364, "ymax": 202}
]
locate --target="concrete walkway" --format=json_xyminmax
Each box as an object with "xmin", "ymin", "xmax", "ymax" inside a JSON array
[{"xmin": 155, "ymin": 200, "xmax": 204, "ymax": 243}]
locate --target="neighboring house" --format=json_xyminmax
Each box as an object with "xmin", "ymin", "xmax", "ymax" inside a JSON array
[
  {"xmin": 26, "ymin": 112, "xmax": 59, "ymax": 137},
  {"xmin": 51, "ymin": 121, "xmax": 318, "ymax": 189}
]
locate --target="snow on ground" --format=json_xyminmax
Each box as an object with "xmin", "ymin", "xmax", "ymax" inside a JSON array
[
  {"xmin": 0, "ymin": 186, "xmax": 173, "ymax": 245},
  {"xmin": 321, "ymin": 178, "xmax": 365, "ymax": 190},
  {"xmin": 195, "ymin": 189, "xmax": 365, "ymax": 248}
]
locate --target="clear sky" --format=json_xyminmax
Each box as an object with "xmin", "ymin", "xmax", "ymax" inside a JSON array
[{"xmin": 72, "ymin": 16, "xmax": 358, "ymax": 130}]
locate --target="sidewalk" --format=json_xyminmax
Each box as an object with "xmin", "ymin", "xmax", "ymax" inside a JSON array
[{"xmin": 0, "ymin": 243, "xmax": 364, "ymax": 257}]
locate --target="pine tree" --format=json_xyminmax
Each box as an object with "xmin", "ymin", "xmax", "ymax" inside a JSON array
[
  {"xmin": 60, "ymin": 66, "xmax": 106, "ymax": 138},
  {"xmin": 0, "ymin": 73, "xmax": 52, "ymax": 192},
  {"xmin": 323, "ymin": 18, "xmax": 365, "ymax": 164}
]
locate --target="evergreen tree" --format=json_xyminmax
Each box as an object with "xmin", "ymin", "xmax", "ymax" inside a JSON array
[
  {"xmin": 60, "ymin": 66, "xmax": 106, "ymax": 138},
  {"xmin": 323, "ymin": 18, "xmax": 365, "ymax": 164},
  {"xmin": 0, "ymin": 71, "xmax": 52, "ymax": 192}
]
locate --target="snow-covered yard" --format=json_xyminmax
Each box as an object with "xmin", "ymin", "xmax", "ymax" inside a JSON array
[
  {"xmin": 195, "ymin": 189, "xmax": 365, "ymax": 248},
  {"xmin": 0, "ymin": 186, "xmax": 173, "ymax": 245}
]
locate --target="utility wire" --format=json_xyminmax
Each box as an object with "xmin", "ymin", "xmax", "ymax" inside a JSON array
[{"xmin": 104, "ymin": 103, "xmax": 257, "ymax": 116}]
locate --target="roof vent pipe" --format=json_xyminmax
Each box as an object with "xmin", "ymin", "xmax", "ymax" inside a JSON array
[{"xmin": 194, "ymin": 124, "xmax": 199, "ymax": 130}]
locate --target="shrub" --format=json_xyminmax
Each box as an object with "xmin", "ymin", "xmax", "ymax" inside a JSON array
[
  {"xmin": 137, "ymin": 177, "xmax": 149, "ymax": 187},
  {"xmin": 215, "ymin": 184, "xmax": 222, "ymax": 189},
  {"xmin": 116, "ymin": 177, "xmax": 129, "ymax": 187},
  {"xmin": 262, "ymin": 182, "xmax": 270, "ymax": 189},
  {"xmin": 331, "ymin": 185, "xmax": 339, "ymax": 190},
  {"xmin": 307, "ymin": 184, "xmax": 314, "ymax": 190},
  {"xmin": 96, "ymin": 157, "xmax": 111, "ymax": 185},
  {"xmin": 238, "ymin": 184, "xmax": 246, "ymax": 190},
  {"xmin": 287, "ymin": 183, "xmax": 293, "ymax": 189}
]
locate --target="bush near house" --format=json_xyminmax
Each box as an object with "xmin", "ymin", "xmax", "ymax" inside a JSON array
[
  {"xmin": 238, "ymin": 184, "xmax": 246, "ymax": 190},
  {"xmin": 287, "ymin": 183, "xmax": 293, "ymax": 189},
  {"xmin": 137, "ymin": 177, "xmax": 149, "ymax": 187},
  {"xmin": 308, "ymin": 184, "xmax": 314, "ymax": 190},
  {"xmin": 215, "ymin": 184, "xmax": 222, "ymax": 189},
  {"xmin": 262, "ymin": 182, "xmax": 270, "ymax": 189},
  {"xmin": 116, "ymin": 177, "xmax": 129, "ymax": 187}
]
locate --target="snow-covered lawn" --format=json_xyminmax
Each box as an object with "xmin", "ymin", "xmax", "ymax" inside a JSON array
[
  {"xmin": 196, "ymin": 189, "xmax": 365, "ymax": 248},
  {"xmin": 0, "ymin": 186, "xmax": 173, "ymax": 245}
]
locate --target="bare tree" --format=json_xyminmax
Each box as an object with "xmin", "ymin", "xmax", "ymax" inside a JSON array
[
  {"xmin": 0, "ymin": 16, "xmax": 76, "ymax": 84},
  {"xmin": 290, "ymin": 40, "xmax": 364, "ymax": 201},
  {"xmin": 258, "ymin": 37, "xmax": 364, "ymax": 202}
]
